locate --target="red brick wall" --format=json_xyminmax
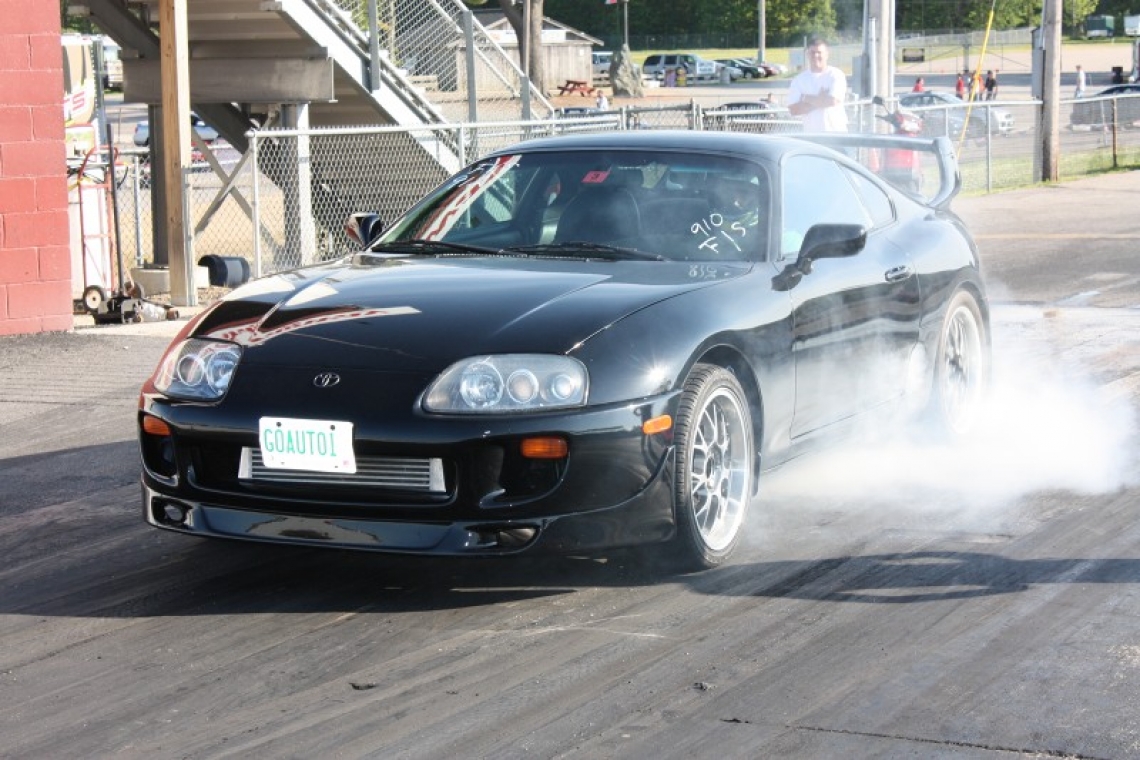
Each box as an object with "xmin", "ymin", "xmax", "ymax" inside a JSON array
[{"xmin": 0, "ymin": 3, "xmax": 72, "ymax": 336}]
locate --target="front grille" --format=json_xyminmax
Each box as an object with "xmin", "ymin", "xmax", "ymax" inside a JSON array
[{"xmin": 239, "ymin": 447, "xmax": 447, "ymax": 494}]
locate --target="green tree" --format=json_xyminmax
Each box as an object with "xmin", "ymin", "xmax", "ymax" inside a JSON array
[
  {"xmin": 61, "ymin": 0, "xmax": 97, "ymax": 34},
  {"xmin": 766, "ymin": 0, "xmax": 837, "ymax": 41}
]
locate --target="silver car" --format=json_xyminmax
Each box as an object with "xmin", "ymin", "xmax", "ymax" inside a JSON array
[{"xmin": 899, "ymin": 91, "xmax": 1015, "ymax": 136}]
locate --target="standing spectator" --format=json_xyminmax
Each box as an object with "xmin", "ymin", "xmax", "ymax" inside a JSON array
[
  {"xmin": 664, "ymin": 67, "xmax": 676, "ymax": 88},
  {"xmin": 970, "ymin": 70, "xmax": 983, "ymax": 99},
  {"xmin": 786, "ymin": 38, "xmax": 849, "ymax": 132},
  {"xmin": 595, "ymin": 90, "xmax": 609, "ymax": 111},
  {"xmin": 1075, "ymin": 65, "xmax": 1087, "ymax": 98},
  {"xmin": 955, "ymin": 72, "xmax": 966, "ymax": 99},
  {"xmin": 984, "ymin": 70, "xmax": 998, "ymax": 100},
  {"xmin": 912, "ymin": 77, "xmax": 925, "ymax": 92}
]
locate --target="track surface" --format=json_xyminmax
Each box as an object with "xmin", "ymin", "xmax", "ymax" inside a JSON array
[{"xmin": 1, "ymin": 173, "xmax": 1138, "ymax": 758}]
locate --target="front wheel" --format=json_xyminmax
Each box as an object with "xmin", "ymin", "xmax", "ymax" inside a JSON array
[
  {"xmin": 928, "ymin": 290, "xmax": 989, "ymax": 437},
  {"xmin": 671, "ymin": 364, "xmax": 754, "ymax": 570}
]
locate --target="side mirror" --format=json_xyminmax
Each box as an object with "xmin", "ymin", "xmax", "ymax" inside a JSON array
[
  {"xmin": 799, "ymin": 223, "xmax": 867, "ymax": 262},
  {"xmin": 772, "ymin": 224, "xmax": 867, "ymax": 292},
  {"xmin": 344, "ymin": 212, "xmax": 384, "ymax": 247}
]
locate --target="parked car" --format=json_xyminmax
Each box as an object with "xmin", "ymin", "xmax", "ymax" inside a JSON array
[
  {"xmin": 1069, "ymin": 83, "xmax": 1140, "ymax": 127},
  {"xmin": 757, "ymin": 60, "xmax": 788, "ymax": 77},
  {"xmin": 133, "ymin": 113, "xmax": 219, "ymax": 148},
  {"xmin": 641, "ymin": 53, "xmax": 722, "ymax": 82},
  {"xmin": 716, "ymin": 58, "xmax": 764, "ymax": 79},
  {"xmin": 713, "ymin": 60, "xmax": 745, "ymax": 81},
  {"xmin": 138, "ymin": 130, "xmax": 989, "ymax": 570},
  {"xmin": 898, "ymin": 91, "xmax": 1015, "ymax": 136},
  {"xmin": 592, "ymin": 51, "xmax": 613, "ymax": 83}
]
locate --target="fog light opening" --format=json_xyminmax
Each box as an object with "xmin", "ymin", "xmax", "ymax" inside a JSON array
[
  {"xmin": 157, "ymin": 500, "xmax": 190, "ymax": 527},
  {"xmin": 471, "ymin": 524, "xmax": 539, "ymax": 549}
]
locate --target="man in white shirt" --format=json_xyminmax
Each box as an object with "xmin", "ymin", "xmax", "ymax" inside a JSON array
[{"xmin": 787, "ymin": 38, "xmax": 849, "ymax": 132}]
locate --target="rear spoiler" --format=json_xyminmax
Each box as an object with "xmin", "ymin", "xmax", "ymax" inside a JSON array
[{"xmin": 792, "ymin": 134, "xmax": 961, "ymax": 211}]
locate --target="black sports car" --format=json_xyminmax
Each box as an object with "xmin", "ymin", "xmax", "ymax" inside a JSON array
[
  {"xmin": 1069, "ymin": 84, "xmax": 1140, "ymax": 128},
  {"xmin": 138, "ymin": 131, "xmax": 989, "ymax": 569}
]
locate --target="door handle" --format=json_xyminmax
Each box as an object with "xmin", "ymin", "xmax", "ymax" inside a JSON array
[{"xmin": 884, "ymin": 265, "xmax": 913, "ymax": 283}]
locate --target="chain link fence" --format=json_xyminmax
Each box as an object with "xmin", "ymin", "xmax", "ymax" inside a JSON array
[{"xmin": 116, "ymin": 94, "xmax": 1140, "ymax": 282}]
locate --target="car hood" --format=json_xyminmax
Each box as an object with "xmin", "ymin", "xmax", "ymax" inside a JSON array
[{"xmin": 189, "ymin": 256, "xmax": 744, "ymax": 372}]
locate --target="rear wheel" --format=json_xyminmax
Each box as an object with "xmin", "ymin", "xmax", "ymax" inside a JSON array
[
  {"xmin": 928, "ymin": 290, "xmax": 988, "ymax": 437},
  {"xmin": 671, "ymin": 364, "xmax": 754, "ymax": 570}
]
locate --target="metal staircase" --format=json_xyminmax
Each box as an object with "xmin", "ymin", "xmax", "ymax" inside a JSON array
[{"xmin": 83, "ymin": 0, "xmax": 549, "ymax": 272}]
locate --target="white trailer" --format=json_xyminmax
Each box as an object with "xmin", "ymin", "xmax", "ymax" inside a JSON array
[{"xmin": 1126, "ymin": 14, "xmax": 1140, "ymax": 36}]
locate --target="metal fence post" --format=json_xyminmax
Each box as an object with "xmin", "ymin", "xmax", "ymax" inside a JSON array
[
  {"xmin": 181, "ymin": 167, "xmax": 198, "ymax": 307},
  {"xmin": 985, "ymin": 106, "xmax": 993, "ymax": 193},
  {"xmin": 251, "ymin": 132, "xmax": 262, "ymax": 280},
  {"xmin": 132, "ymin": 153, "xmax": 144, "ymax": 267},
  {"xmin": 367, "ymin": 0, "xmax": 381, "ymax": 92},
  {"xmin": 462, "ymin": 10, "xmax": 478, "ymax": 123},
  {"xmin": 1111, "ymin": 100, "xmax": 1119, "ymax": 168}
]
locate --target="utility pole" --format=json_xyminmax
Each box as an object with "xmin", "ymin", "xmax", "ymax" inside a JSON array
[
  {"xmin": 756, "ymin": 0, "xmax": 765, "ymax": 64},
  {"xmin": 623, "ymin": 0, "xmax": 629, "ymax": 49},
  {"xmin": 864, "ymin": 0, "xmax": 894, "ymax": 101},
  {"xmin": 1039, "ymin": 0, "xmax": 1062, "ymax": 181}
]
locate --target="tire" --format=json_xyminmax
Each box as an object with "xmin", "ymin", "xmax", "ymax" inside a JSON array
[
  {"xmin": 671, "ymin": 364, "xmax": 754, "ymax": 570},
  {"xmin": 927, "ymin": 290, "xmax": 989, "ymax": 437},
  {"xmin": 82, "ymin": 285, "xmax": 107, "ymax": 314}
]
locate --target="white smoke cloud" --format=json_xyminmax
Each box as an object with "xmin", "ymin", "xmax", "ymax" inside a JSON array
[{"xmin": 750, "ymin": 305, "xmax": 1139, "ymax": 536}]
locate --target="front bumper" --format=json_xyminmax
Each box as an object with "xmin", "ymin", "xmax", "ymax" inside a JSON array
[
  {"xmin": 140, "ymin": 392, "xmax": 681, "ymax": 555},
  {"xmin": 142, "ymin": 445, "xmax": 676, "ymax": 555}
]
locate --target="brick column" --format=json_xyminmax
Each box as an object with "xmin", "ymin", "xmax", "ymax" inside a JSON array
[{"xmin": 0, "ymin": 2, "xmax": 73, "ymax": 335}]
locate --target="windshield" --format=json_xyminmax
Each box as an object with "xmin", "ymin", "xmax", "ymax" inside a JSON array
[{"xmin": 378, "ymin": 150, "xmax": 772, "ymax": 262}]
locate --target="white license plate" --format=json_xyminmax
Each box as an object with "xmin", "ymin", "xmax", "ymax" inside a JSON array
[{"xmin": 259, "ymin": 417, "xmax": 356, "ymax": 474}]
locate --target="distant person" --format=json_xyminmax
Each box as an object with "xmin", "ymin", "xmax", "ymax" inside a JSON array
[
  {"xmin": 955, "ymin": 72, "xmax": 966, "ymax": 98},
  {"xmin": 984, "ymin": 70, "xmax": 997, "ymax": 100},
  {"xmin": 664, "ymin": 67, "xmax": 676, "ymax": 88},
  {"xmin": 1075, "ymin": 65, "xmax": 1087, "ymax": 98},
  {"xmin": 969, "ymin": 70, "xmax": 982, "ymax": 99},
  {"xmin": 595, "ymin": 91, "xmax": 609, "ymax": 111},
  {"xmin": 912, "ymin": 77, "xmax": 925, "ymax": 92},
  {"xmin": 786, "ymin": 38, "xmax": 848, "ymax": 132}
]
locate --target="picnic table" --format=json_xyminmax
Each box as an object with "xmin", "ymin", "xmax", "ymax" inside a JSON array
[{"xmin": 558, "ymin": 79, "xmax": 596, "ymax": 97}]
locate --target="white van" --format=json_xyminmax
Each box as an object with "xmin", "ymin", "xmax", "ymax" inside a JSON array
[
  {"xmin": 641, "ymin": 53, "xmax": 722, "ymax": 83},
  {"xmin": 592, "ymin": 51, "xmax": 613, "ymax": 82}
]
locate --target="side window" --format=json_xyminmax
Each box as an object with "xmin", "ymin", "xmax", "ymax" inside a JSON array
[
  {"xmin": 844, "ymin": 169, "xmax": 895, "ymax": 228},
  {"xmin": 780, "ymin": 155, "xmax": 872, "ymax": 257},
  {"xmin": 645, "ymin": 55, "xmax": 661, "ymax": 67}
]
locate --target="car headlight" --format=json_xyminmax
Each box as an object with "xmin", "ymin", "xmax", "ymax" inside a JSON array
[
  {"xmin": 154, "ymin": 338, "xmax": 242, "ymax": 401},
  {"xmin": 423, "ymin": 355, "xmax": 588, "ymax": 413}
]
